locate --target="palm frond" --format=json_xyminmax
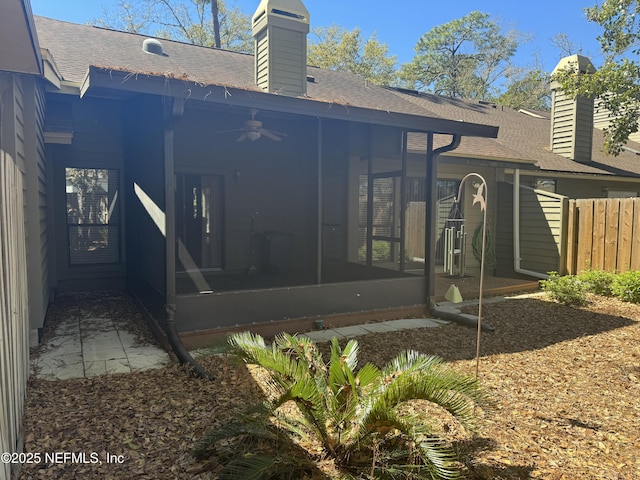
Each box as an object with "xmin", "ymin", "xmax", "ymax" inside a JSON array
[
  {"xmin": 220, "ymin": 453, "xmax": 315, "ymax": 480},
  {"xmin": 367, "ymin": 351, "xmax": 490, "ymax": 429}
]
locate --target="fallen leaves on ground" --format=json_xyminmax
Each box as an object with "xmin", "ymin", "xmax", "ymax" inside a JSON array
[{"xmin": 18, "ymin": 293, "xmax": 640, "ymax": 479}]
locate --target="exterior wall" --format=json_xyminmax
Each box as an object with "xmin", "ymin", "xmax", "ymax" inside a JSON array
[
  {"xmin": 519, "ymin": 187, "xmax": 566, "ymax": 274},
  {"xmin": 437, "ymin": 160, "xmax": 499, "ymax": 276},
  {"xmin": 122, "ymin": 95, "xmax": 166, "ymax": 320},
  {"xmin": 0, "ymin": 72, "xmax": 31, "ymax": 480},
  {"xmin": 517, "ymin": 173, "xmax": 640, "ymax": 199},
  {"xmin": 22, "ymin": 77, "xmax": 49, "ymax": 344},
  {"xmin": 48, "ymin": 95, "xmax": 127, "ymax": 292}
]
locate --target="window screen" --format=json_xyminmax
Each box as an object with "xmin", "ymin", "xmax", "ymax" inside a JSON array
[{"xmin": 66, "ymin": 168, "xmax": 120, "ymax": 265}]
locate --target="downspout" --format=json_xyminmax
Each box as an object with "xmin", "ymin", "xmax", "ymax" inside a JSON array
[
  {"xmin": 513, "ymin": 169, "xmax": 549, "ymax": 279},
  {"xmin": 164, "ymin": 97, "xmax": 213, "ymax": 380},
  {"xmin": 425, "ymin": 133, "xmax": 493, "ymax": 332}
]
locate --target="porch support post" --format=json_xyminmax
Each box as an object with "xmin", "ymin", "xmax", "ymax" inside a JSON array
[
  {"xmin": 163, "ymin": 97, "xmax": 211, "ymax": 379},
  {"xmin": 425, "ymin": 133, "xmax": 461, "ymax": 299},
  {"xmin": 425, "ymin": 133, "xmax": 435, "ymax": 297},
  {"xmin": 316, "ymin": 117, "xmax": 323, "ymax": 284},
  {"xmin": 366, "ymin": 126, "xmax": 373, "ymax": 266},
  {"xmin": 399, "ymin": 130, "xmax": 408, "ymax": 272}
]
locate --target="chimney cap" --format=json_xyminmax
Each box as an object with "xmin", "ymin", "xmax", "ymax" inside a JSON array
[
  {"xmin": 252, "ymin": 0, "xmax": 310, "ymax": 35},
  {"xmin": 551, "ymin": 54, "xmax": 596, "ymax": 76}
]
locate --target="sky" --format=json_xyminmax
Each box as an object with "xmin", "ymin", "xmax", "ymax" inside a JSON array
[{"xmin": 29, "ymin": 0, "xmax": 606, "ymax": 73}]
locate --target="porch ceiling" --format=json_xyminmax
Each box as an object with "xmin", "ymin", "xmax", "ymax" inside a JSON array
[{"xmin": 80, "ymin": 66, "xmax": 499, "ymax": 140}]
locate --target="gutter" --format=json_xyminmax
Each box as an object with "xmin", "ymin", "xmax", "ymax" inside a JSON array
[
  {"xmin": 513, "ymin": 169, "xmax": 549, "ymax": 280},
  {"xmin": 424, "ymin": 133, "xmax": 494, "ymax": 332}
]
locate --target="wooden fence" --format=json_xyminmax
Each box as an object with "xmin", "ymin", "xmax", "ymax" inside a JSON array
[
  {"xmin": 0, "ymin": 155, "xmax": 30, "ymax": 480},
  {"xmin": 565, "ymin": 198, "xmax": 640, "ymax": 274}
]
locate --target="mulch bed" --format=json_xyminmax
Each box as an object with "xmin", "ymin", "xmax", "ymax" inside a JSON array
[{"xmin": 18, "ymin": 293, "xmax": 640, "ymax": 479}]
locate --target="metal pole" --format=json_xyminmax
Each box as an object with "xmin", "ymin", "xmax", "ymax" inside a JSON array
[
  {"xmin": 455, "ymin": 172, "xmax": 488, "ymax": 379},
  {"xmin": 316, "ymin": 118, "xmax": 323, "ymax": 284}
]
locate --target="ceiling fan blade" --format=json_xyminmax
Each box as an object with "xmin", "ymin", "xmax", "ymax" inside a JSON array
[
  {"xmin": 217, "ymin": 128, "xmax": 245, "ymax": 134},
  {"xmin": 236, "ymin": 132, "xmax": 248, "ymax": 142},
  {"xmin": 259, "ymin": 130, "xmax": 281, "ymax": 141}
]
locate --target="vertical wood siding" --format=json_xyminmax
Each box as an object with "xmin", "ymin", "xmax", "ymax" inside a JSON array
[{"xmin": 0, "ymin": 75, "xmax": 30, "ymax": 480}]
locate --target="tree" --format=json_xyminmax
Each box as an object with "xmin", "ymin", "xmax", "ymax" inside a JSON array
[
  {"xmin": 550, "ymin": 33, "xmax": 583, "ymax": 58},
  {"xmin": 208, "ymin": 0, "xmax": 221, "ymax": 48},
  {"xmin": 308, "ymin": 25, "xmax": 399, "ymax": 86},
  {"xmin": 496, "ymin": 55, "xmax": 551, "ymax": 111},
  {"xmin": 95, "ymin": 0, "xmax": 252, "ymax": 53},
  {"xmin": 553, "ymin": 0, "xmax": 640, "ymax": 155},
  {"xmin": 400, "ymin": 11, "xmax": 522, "ymax": 101},
  {"xmin": 195, "ymin": 332, "xmax": 490, "ymax": 479}
]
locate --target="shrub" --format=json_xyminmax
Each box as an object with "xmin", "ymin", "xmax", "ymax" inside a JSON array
[
  {"xmin": 611, "ymin": 270, "xmax": 640, "ymax": 303},
  {"xmin": 540, "ymin": 272, "xmax": 588, "ymax": 306},
  {"xmin": 195, "ymin": 332, "xmax": 491, "ymax": 479},
  {"xmin": 576, "ymin": 270, "xmax": 616, "ymax": 296}
]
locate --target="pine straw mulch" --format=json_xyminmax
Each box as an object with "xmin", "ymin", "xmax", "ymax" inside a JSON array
[{"xmin": 18, "ymin": 293, "xmax": 640, "ymax": 479}]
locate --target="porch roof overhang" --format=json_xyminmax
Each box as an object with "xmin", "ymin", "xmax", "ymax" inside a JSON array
[{"xmin": 80, "ymin": 66, "xmax": 499, "ymax": 139}]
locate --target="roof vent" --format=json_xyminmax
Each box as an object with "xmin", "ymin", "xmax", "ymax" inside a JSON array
[{"xmin": 142, "ymin": 38, "xmax": 164, "ymax": 55}]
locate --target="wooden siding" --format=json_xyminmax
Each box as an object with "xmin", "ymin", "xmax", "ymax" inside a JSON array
[
  {"xmin": 565, "ymin": 198, "xmax": 640, "ymax": 274},
  {"xmin": 550, "ymin": 90, "xmax": 594, "ymax": 162},
  {"xmin": 123, "ymin": 95, "xmax": 166, "ymax": 306},
  {"xmin": 255, "ymin": 27, "xmax": 307, "ymax": 96},
  {"xmin": 495, "ymin": 182, "xmax": 568, "ymax": 277},
  {"xmin": 50, "ymin": 96, "xmax": 127, "ymax": 292},
  {"xmin": 0, "ymin": 74, "xmax": 31, "ymax": 480},
  {"xmin": 594, "ymin": 99, "xmax": 640, "ymax": 144},
  {"xmin": 23, "ymin": 78, "xmax": 49, "ymax": 340}
]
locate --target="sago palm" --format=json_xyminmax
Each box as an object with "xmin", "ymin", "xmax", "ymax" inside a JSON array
[{"xmin": 195, "ymin": 331, "xmax": 490, "ymax": 479}]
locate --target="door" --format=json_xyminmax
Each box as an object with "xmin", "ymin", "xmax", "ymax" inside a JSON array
[{"xmin": 176, "ymin": 174, "xmax": 224, "ymax": 271}]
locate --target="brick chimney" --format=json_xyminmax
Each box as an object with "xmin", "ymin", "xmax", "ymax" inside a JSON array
[
  {"xmin": 550, "ymin": 55, "xmax": 596, "ymax": 162},
  {"xmin": 252, "ymin": 0, "xmax": 310, "ymax": 97}
]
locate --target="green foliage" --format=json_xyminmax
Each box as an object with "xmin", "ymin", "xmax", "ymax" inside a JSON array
[
  {"xmin": 308, "ymin": 25, "xmax": 399, "ymax": 86},
  {"xmin": 95, "ymin": 0, "xmax": 252, "ymax": 52},
  {"xmin": 552, "ymin": 0, "xmax": 640, "ymax": 155},
  {"xmin": 543, "ymin": 270, "xmax": 640, "ymax": 304},
  {"xmin": 495, "ymin": 68, "xmax": 551, "ymax": 110},
  {"xmin": 400, "ymin": 11, "xmax": 521, "ymax": 100},
  {"xmin": 540, "ymin": 272, "xmax": 588, "ymax": 306},
  {"xmin": 576, "ymin": 270, "xmax": 616, "ymax": 296},
  {"xmin": 611, "ymin": 270, "xmax": 640, "ymax": 303},
  {"xmin": 196, "ymin": 332, "xmax": 490, "ymax": 479}
]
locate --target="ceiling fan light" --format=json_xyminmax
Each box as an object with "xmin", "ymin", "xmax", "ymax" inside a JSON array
[{"xmin": 246, "ymin": 131, "xmax": 261, "ymax": 141}]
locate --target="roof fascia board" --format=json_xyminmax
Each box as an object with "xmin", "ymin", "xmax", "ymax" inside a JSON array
[
  {"xmin": 20, "ymin": 0, "xmax": 42, "ymax": 74},
  {"xmin": 81, "ymin": 66, "xmax": 499, "ymax": 138},
  {"xmin": 438, "ymin": 151, "xmax": 537, "ymax": 165},
  {"xmin": 507, "ymin": 168, "xmax": 640, "ymax": 182}
]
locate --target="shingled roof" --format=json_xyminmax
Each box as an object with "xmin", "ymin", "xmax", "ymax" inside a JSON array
[
  {"xmin": 34, "ymin": 16, "xmax": 640, "ymax": 178},
  {"xmin": 35, "ymin": 16, "xmax": 500, "ymax": 138},
  {"xmin": 393, "ymin": 89, "xmax": 640, "ymax": 178}
]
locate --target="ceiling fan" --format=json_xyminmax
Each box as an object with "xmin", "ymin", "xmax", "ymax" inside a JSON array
[{"xmin": 219, "ymin": 109, "xmax": 287, "ymax": 142}]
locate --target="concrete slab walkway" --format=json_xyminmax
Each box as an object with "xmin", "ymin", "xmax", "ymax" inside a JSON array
[{"xmin": 31, "ymin": 304, "xmax": 170, "ymax": 381}]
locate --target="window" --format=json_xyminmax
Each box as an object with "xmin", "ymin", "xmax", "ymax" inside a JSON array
[{"xmin": 65, "ymin": 168, "xmax": 120, "ymax": 265}]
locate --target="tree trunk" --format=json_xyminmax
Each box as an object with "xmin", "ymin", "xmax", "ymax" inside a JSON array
[{"xmin": 211, "ymin": 0, "xmax": 221, "ymax": 48}]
